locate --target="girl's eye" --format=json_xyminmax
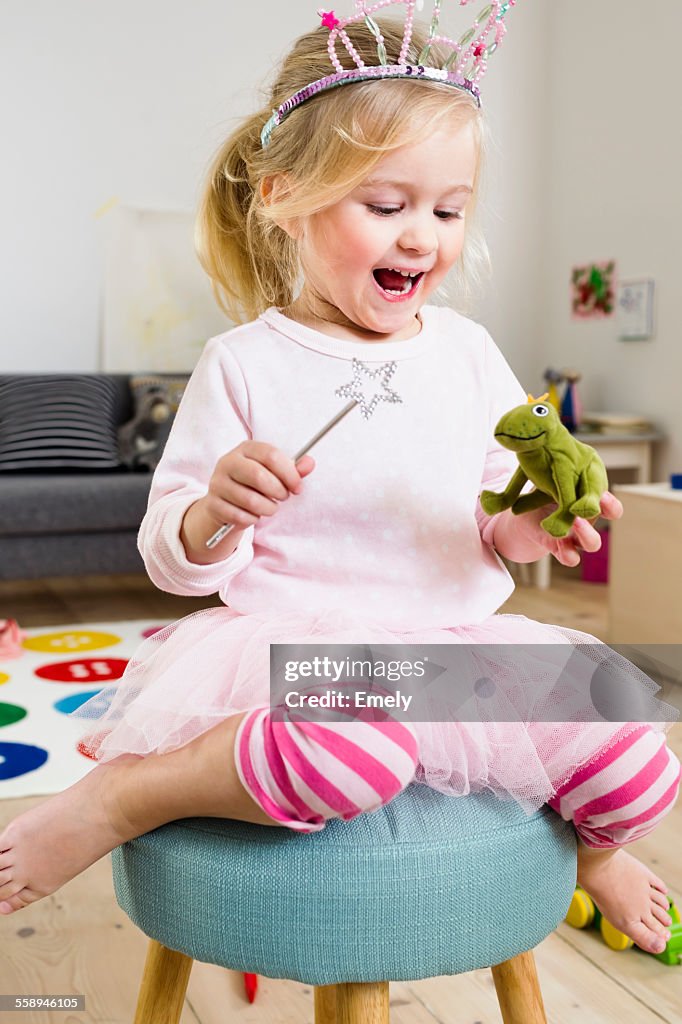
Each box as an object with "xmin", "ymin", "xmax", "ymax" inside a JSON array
[{"xmin": 367, "ymin": 205, "xmax": 463, "ymax": 220}]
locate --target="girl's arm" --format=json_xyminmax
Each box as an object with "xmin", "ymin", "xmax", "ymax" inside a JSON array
[
  {"xmin": 138, "ymin": 338, "xmax": 255, "ymax": 597},
  {"xmin": 178, "ymin": 444, "xmax": 315, "ymax": 565},
  {"xmin": 180, "ymin": 501, "xmax": 246, "ymax": 564}
]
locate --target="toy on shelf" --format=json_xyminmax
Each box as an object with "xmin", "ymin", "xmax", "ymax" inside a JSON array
[
  {"xmin": 565, "ymin": 886, "xmax": 682, "ymax": 966},
  {"xmin": 542, "ymin": 368, "xmax": 563, "ymax": 414},
  {"xmin": 479, "ymin": 394, "xmax": 608, "ymax": 537},
  {"xmin": 560, "ymin": 369, "xmax": 583, "ymax": 433}
]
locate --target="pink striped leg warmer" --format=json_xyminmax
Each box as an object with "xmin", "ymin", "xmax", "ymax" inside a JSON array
[
  {"xmin": 548, "ymin": 725, "xmax": 681, "ymax": 849},
  {"xmin": 234, "ymin": 706, "xmax": 419, "ymax": 832}
]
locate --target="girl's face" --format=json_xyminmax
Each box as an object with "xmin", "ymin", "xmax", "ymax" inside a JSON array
[{"xmin": 292, "ymin": 120, "xmax": 478, "ymax": 342}]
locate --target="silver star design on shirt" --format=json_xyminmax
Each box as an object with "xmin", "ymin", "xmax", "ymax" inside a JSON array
[{"xmin": 334, "ymin": 359, "xmax": 402, "ymax": 420}]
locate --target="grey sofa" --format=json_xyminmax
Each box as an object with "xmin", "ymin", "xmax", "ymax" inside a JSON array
[{"xmin": 0, "ymin": 375, "xmax": 156, "ymax": 580}]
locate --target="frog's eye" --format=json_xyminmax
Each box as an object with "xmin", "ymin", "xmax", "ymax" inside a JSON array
[{"xmin": 532, "ymin": 404, "xmax": 549, "ymax": 417}]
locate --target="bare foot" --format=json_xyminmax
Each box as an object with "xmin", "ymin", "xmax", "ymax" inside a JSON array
[
  {"xmin": 0, "ymin": 714, "xmax": 279, "ymax": 916},
  {"xmin": 0, "ymin": 763, "xmax": 139, "ymax": 915},
  {"xmin": 577, "ymin": 845, "xmax": 673, "ymax": 954}
]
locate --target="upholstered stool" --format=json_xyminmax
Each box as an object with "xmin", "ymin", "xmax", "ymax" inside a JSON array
[{"xmin": 112, "ymin": 784, "xmax": 576, "ymax": 1023}]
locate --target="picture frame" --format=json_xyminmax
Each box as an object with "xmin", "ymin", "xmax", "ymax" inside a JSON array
[
  {"xmin": 571, "ymin": 261, "xmax": 616, "ymax": 319},
  {"xmin": 99, "ymin": 204, "xmax": 231, "ymax": 372},
  {"xmin": 616, "ymin": 278, "xmax": 655, "ymax": 341}
]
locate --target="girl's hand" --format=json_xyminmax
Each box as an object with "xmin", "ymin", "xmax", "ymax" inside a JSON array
[
  {"xmin": 516, "ymin": 490, "xmax": 624, "ymax": 567},
  {"xmin": 203, "ymin": 441, "xmax": 315, "ymax": 531}
]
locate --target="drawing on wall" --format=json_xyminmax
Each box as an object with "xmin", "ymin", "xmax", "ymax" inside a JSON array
[
  {"xmin": 571, "ymin": 261, "xmax": 616, "ymax": 319},
  {"xmin": 616, "ymin": 279, "xmax": 655, "ymax": 340},
  {"xmin": 99, "ymin": 205, "xmax": 231, "ymax": 372}
]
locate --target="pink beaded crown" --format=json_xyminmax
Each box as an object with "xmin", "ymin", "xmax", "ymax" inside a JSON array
[{"xmin": 261, "ymin": 0, "xmax": 516, "ymax": 147}]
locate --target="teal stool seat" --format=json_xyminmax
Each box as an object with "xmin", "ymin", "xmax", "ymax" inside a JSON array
[{"xmin": 114, "ymin": 784, "xmax": 576, "ymax": 1022}]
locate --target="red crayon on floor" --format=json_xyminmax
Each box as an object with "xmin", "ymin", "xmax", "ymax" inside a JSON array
[{"xmin": 243, "ymin": 972, "xmax": 258, "ymax": 1003}]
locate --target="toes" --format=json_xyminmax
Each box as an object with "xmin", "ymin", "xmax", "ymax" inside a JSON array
[
  {"xmin": 0, "ymin": 877, "xmax": 24, "ymax": 902},
  {"xmin": 0, "ymin": 869, "xmax": 12, "ymax": 886},
  {"xmin": 644, "ymin": 910, "xmax": 671, "ymax": 937},
  {"xmin": 0, "ymin": 892, "xmax": 31, "ymax": 915},
  {"xmin": 650, "ymin": 888, "xmax": 670, "ymax": 910},
  {"xmin": 0, "ymin": 825, "xmax": 18, "ymax": 854},
  {"xmin": 647, "ymin": 870, "xmax": 668, "ymax": 893},
  {"xmin": 629, "ymin": 921, "xmax": 668, "ymax": 955},
  {"xmin": 651, "ymin": 903, "xmax": 673, "ymax": 928},
  {"xmin": 644, "ymin": 914, "xmax": 671, "ymax": 949}
]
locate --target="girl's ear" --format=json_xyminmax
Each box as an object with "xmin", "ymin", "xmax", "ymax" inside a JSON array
[{"xmin": 260, "ymin": 174, "xmax": 302, "ymax": 240}]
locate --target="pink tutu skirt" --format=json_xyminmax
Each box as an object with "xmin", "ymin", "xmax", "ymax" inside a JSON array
[{"xmin": 73, "ymin": 607, "xmax": 676, "ymax": 815}]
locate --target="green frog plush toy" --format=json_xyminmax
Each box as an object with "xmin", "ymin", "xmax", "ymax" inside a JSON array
[{"xmin": 480, "ymin": 393, "xmax": 608, "ymax": 538}]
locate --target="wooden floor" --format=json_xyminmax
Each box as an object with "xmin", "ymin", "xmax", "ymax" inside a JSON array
[{"xmin": 1, "ymin": 568, "xmax": 680, "ymax": 1024}]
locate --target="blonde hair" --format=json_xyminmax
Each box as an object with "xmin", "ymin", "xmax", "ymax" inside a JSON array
[{"xmin": 195, "ymin": 17, "xmax": 489, "ymax": 325}]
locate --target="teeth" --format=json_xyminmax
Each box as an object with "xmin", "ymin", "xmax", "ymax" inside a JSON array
[
  {"xmin": 385, "ymin": 278, "xmax": 414, "ymax": 295},
  {"xmin": 388, "ymin": 268, "xmax": 419, "ymax": 277}
]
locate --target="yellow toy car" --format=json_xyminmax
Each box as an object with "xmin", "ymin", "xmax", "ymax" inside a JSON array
[{"xmin": 565, "ymin": 886, "xmax": 682, "ymax": 965}]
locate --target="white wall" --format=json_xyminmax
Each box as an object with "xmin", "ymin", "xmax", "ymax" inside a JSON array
[
  {"xmin": 543, "ymin": 0, "xmax": 682, "ymax": 479},
  {"xmin": 473, "ymin": 0, "xmax": 550, "ymax": 386},
  {"xmin": 1, "ymin": 0, "xmax": 547, "ymax": 383},
  {"xmin": 3, "ymin": 2, "xmax": 678, "ymax": 480}
]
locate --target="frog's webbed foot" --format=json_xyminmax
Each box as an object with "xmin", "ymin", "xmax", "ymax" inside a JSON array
[
  {"xmin": 541, "ymin": 508, "xmax": 575, "ymax": 538},
  {"xmin": 569, "ymin": 496, "xmax": 601, "ymax": 519},
  {"xmin": 480, "ymin": 490, "xmax": 512, "ymax": 515},
  {"xmin": 511, "ymin": 490, "xmax": 554, "ymax": 515}
]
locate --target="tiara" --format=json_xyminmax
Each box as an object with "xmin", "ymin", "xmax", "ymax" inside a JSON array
[{"xmin": 261, "ymin": 0, "xmax": 516, "ymax": 147}]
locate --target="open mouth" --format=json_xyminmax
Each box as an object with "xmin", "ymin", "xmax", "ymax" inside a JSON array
[{"xmin": 372, "ymin": 268, "xmax": 425, "ymax": 299}]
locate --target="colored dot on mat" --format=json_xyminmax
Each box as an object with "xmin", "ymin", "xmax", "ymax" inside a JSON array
[
  {"xmin": 0, "ymin": 702, "xmax": 28, "ymax": 729},
  {"xmin": 141, "ymin": 625, "xmax": 166, "ymax": 638},
  {"xmin": 0, "ymin": 672, "xmax": 9, "ymax": 686},
  {"xmin": 35, "ymin": 657, "xmax": 128, "ymax": 684},
  {"xmin": 0, "ymin": 741, "xmax": 49, "ymax": 780},
  {"xmin": 54, "ymin": 690, "xmax": 106, "ymax": 715},
  {"xmin": 22, "ymin": 630, "xmax": 122, "ymax": 654}
]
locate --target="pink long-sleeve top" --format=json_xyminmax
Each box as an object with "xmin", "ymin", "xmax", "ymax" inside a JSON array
[{"xmin": 138, "ymin": 305, "xmax": 526, "ymax": 631}]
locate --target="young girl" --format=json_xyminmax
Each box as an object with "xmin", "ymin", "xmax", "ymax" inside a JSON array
[{"xmin": 1, "ymin": 3, "xmax": 679, "ymax": 956}]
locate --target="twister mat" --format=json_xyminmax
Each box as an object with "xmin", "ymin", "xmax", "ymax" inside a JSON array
[{"xmin": 0, "ymin": 621, "xmax": 168, "ymax": 799}]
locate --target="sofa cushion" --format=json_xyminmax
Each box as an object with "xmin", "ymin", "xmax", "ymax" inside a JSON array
[
  {"xmin": 0, "ymin": 473, "xmax": 152, "ymax": 536},
  {"xmin": 0, "ymin": 532, "xmax": 146, "ymax": 580},
  {"xmin": 0, "ymin": 375, "xmax": 128, "ymax": 471}
]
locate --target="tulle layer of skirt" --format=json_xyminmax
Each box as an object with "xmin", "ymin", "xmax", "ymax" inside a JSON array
[{"xmin": 72, "ymin": 606, "xmax": 677, "ymax": 815}]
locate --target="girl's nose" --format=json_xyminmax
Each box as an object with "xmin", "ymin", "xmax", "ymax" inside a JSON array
[{"xmin": 399, "ymin": 217, "xmax": 437, "ymax": 256}]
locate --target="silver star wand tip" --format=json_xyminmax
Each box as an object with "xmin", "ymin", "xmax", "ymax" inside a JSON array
[{"xmin": 335, "ymin": 358, "xmax": 402, "ymax": 420}]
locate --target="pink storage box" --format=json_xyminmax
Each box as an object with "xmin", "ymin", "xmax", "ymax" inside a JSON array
[{"xmin": 581, "ymin": 526, "xmax": 609, "ymax": 583}]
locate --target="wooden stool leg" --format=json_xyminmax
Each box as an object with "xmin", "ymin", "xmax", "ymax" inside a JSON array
[
  {"xmin": 490, "ymin": 950, "xmax": 547, "ymax": 1024},
  {"xmin": 133, "ymin": 939, "xmax": 194, "ymax": 1024},
  {"xmin": 335, "ymin": 981, "xmax": 389, "ymax": 1024},
  {"xmin": 315, "ymin": 984, "xmax": 338, "ymax": 1023}
]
